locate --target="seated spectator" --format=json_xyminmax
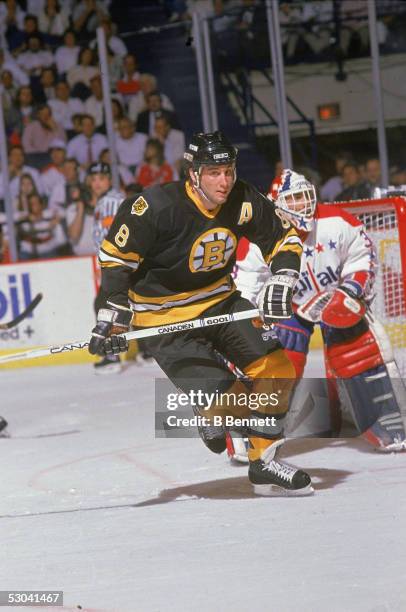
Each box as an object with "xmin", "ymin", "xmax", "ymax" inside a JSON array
[
  {"xmin": 0, "ymin": 225, "xmax": 10, "ymax": 263},
  {"xmin": 0, "ymin": 48, "xmax": 29, "ymax": 86},
  {"xmin": 73, "ymin": 0, "xmax": 109, "ymax": 39},
  {"xmin": 136, "ymin": 91, "xmax": 180, "ymax": 135},
  {"xmin": 41, "ymin": 139, "xmax": 66, "ymax": 196},
  {"xmin": 84, "ymin": 74, "xmax": 104, "ymax": 128},
  {"xmin": 338, "ymin": 0, "xmax": 384, "ymax": 57},
  {"xmin": 153, "ymin": 112, "xmax": 185, "ymax": 172},
  {"xmin": 90, "ymin": 16, "xmax": 127, "ymax": 57},
  {"xmin": 34, "ymin": 66, "xmax": 57, "ymax": 103},
  {"xmin": 8, "ymin": 13, "xmax": 41, "ymax": 54},
  {"xmin": 1, "ymin": 70, "xmax": 17, "ymax": 117},
  {"xmin": 22, "ymin": 103, "xmax": 66, "ymax": 154},
  {"xmin": 48, "ymin": 80, "xmax": 84, "ymax": 133},
  {"xmin": 365, "ymin": 157, "xmax": 382, "ymax": 192},
  {"xmin": 112, "ymin": 98, "xmax": 125, "ymax": 132},
  {"xmin": 301, "ymin": 1, "xmax": 334, "ymax": 59},
  {"xmin": 66, "ymin": 182, "xmax": 97, "ymax": 256},
  {"xmin": 14, "ymin": 172, "xmax": 39, "ymax": 213},
  {"xmin": 336, "ymin": 162, "xmax": 371, "ymax": 201},
  {"xmin": 70, "ymin": 112, "xmax": 84, "ymax": 137},
  {"xmin": 99, "ymin": 148, "xmax": 133, "ymax": 188},
  {"xmin": 5, "ymin": 85, "xmax": 35, "ymax": 137},
  {"xmin": 18, "ymin": 192, "xmax": 66, "ymax": 260},
  {"xmin": 320, "ymin": 151, "xmax": 352, "ymax": 202},
  {"xmin": 279, "ymin": 1, "xmax": 303, "ymax": 62},
  {"xmin": 0, "ymin": 0, "xmax": 26, "ymax": 32},
  {"xmin": 115, "ymin": 117, "xmax": 147, "ymax": 173},
  {"xmin": 135, "ymin": 138, "xmax": 178, "ymax": 188},
  {"xmin": 38, "ymin": 0, "xmax": 69, "ymax": 37},
  {"xmin": 235, "ymin": 0, "xmax": 269, "ymax": 67},
  {"xmin": 17, "ymin": 34, "xmax": 54, "ymax": 79},
  {"xmin": 1, "ymin": 1, "xmax": 27, "ymax": 51},
  {"xmin": 55, "ymin": 29, "xmax": 80, "ymax": 75},
  {"xmin": 116, "ymin": 53, "xmax": 141, "ymax": 100},
  {"xmin": 390, "ymin": 165, "xmax": 406, "ymax": 187},
  {"xmin": 0, "ymin": 144, "xmax": 44, "ymax": 200},
  {"xmin": 107, "ymin": 47, "xmax": 122, "ymax": 88},
  {"xmin": 67, "ymin": 47, "xmax": 98, "ymax": 100},
  {"xmin": 48, "ymin": 157, "xmax": 84, "ymax": 213},
  {"xmin": 212, "ymin": 0, "xmax": 238, "ymax": 34},
  {"xmin": 66, "ymin": 114, "xmax": 107, "ymax": 169},
  {"xmin": 128, "ymin": 73, "xmax": 174, "ymax": 123}
]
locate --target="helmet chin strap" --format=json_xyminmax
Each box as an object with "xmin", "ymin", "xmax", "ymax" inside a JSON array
[
  {"xmin": 191, "ymin": 166, "xmax": 237, "ymax": 206},
  {"xmin": 192, "ymin": 170, "xmax": 216, "ymax": 206}
]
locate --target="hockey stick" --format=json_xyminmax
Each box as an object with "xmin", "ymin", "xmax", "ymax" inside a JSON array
[
  {"xmin": 0, "ymin": 293, "xmax": 43, "ymax": 330},
  {"xmin": 0, "ymin": 307, "xmax": 260, "ymax": 365}
]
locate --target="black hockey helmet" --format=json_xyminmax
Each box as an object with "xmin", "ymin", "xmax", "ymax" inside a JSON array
[
  {"xmin": 87, "ymin": 161, "xmax": 111, "ymax": 177},
  {"xmin": 184, "ymin": 131, "xmax": 237, "ymax": 170}
]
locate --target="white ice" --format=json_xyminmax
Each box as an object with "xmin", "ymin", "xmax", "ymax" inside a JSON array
[{"xmin": 1, "ymin": 352, "xmax": 406, "ymax": 612}]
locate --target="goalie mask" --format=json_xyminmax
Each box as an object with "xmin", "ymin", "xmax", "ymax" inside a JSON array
[
  {"xmin": 268, "ymin": 170, "xmax": 317, "ymax": 232},
  {"xmin": 184, "ymin": 131, "xmax": 238, "ymax": 197}
]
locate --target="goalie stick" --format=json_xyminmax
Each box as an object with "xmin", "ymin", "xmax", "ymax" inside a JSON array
[
  {"xmin": 0, "ymin": 293, "xmax": 43, "ymax": 330},
  {"xmin": 0, "ymin": 307, "xmax": 260, "ymax": 365}
]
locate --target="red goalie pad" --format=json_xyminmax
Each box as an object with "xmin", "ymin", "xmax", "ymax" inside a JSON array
[{"xmin": 321, "ymin": 289, "xmax": 366, "ymax": 329}]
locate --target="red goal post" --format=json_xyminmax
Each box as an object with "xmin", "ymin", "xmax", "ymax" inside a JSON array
[{"xmin": 333, "ymin": 196, "xmax": 406, "ymax": 376}]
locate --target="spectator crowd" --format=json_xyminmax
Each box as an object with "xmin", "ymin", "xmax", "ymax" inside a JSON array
[
  {"xmin": 1, "ymin": 0, "xmax": 406, "ymax": 264},
  {"xmin": 0, "ymin": 0, "xmax": 186, "ymax": 262}
]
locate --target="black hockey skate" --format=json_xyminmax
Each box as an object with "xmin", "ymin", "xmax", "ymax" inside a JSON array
[
  {"xmin": 249, "ymin": 439, "xmax": 313, "ymax": 496},
  {"xmin": 193, "ymin": 406, "xmax": 226, "ymax": 454},
  {"xmin": 0, "ymin": 416, "xmax": 8, "ymax": 437},
  {"xmin": 94, "ymin": 354, "xmax": 122, "ymax": 374}
]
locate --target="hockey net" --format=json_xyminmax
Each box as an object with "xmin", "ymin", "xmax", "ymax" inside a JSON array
[{"xmin": 339, "ymin": 197, "xmax": 406, "ymax": 378}]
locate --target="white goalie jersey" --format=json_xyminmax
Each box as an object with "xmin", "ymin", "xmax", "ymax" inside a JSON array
[{"xmin": 235, "ymin": 203, "xmax": 376, "ymax": 306}]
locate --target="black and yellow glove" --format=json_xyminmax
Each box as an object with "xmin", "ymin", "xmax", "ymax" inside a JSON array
[{"xmin": 89, "ymin": 301, "xmax": 133, "ymax": 356}]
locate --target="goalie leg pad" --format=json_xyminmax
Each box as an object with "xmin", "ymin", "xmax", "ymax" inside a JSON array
[
  {"xmin": 323, "ymin": 322, "xmax": 383, "ymax": 378},
  {"xmin": 336, "ymin": 364, "xmax": 406, "ymax": 450}
]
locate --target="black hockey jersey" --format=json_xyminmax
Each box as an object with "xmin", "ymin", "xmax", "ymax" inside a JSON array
[{"xmin": 99, "ymin": 179, "xmax": 302, "ymax": 326}]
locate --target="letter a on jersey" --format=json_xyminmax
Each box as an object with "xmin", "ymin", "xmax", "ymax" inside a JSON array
[
  {"xmin": 238, "ymin": 202, "xmax": 253, "ymax": 225},
  {"xmin": 131, "ymin": 196, "xmax": 148, "ymax": 216}
]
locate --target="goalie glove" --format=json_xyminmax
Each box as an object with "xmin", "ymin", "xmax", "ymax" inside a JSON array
[
  {"xmin": 321, "ymin": 287, "xmax": 366, "ymax": 328},
  {"xmin": 89, "ymin": 301, "xmax": 133, "ymax": 356},
  {"xmin": 257, "ymin": 270, "xmax": 299, "ymax": 324}
]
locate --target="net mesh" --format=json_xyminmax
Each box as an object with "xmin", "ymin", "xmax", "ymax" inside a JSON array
[{"xmin": 342, "ymin": 201, "xmax": 406, "ymax": 376}]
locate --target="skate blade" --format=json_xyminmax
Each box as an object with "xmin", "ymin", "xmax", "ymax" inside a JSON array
[
  {"xmin": 375, "ymin": 443, "xmax": 406, "ymax": 453},
  {"xmin": 253, "ymin": 483, "xmax": 314, "ymax": 497},
  {"xmin": 229, "ymin": 454, "xmax": 249, "ymax": 464},
  {"xmin": 94, "ymin": 364, "xmax": 122, "ymax": 375}
]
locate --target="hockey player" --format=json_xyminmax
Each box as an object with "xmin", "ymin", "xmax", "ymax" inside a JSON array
[
  {"xmin": 234, "ymin": 169, "xmax": 406, "ymax": 457},
  {"xmin": 88, "ymin": 131, "xmax": 314, "ymax": 496},
  {"xmin": 89, "ymin": 162, "xmax": 126, "ymax": 374}
]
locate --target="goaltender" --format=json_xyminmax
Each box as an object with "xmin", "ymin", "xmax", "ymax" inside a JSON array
[{"xmin": 88, "ymin": 131, "xmax": 313, "ymax": 496}]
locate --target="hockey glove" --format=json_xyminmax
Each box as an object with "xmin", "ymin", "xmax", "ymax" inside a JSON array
[
  {"xmin": 257, "ymin": 271, "xmax": 299, "ymax": 324},
  {"xmin": 89, "ymin": 301, "xmax": 133, "ymax": 356},
  {"xmin": 321, "ymin": 286, "xmax": 366, "ymax": 328}
]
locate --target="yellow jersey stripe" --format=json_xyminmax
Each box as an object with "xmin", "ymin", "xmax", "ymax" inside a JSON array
[
  {"xmin": 100, "ymin": 239, "xmax": 143, "ymax": 263},
  {"xmin": 132, "ymin": 287, "xmax": 236, "ymax": 327}
]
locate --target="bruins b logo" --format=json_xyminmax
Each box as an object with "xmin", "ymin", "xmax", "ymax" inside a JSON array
[
  {"xmin": 189, "ymin": 228, "xmax": 237, "ymax": 272},
  {"xmin": 131, "ymin": 196, "xmax": 148, "ymax": 216}
]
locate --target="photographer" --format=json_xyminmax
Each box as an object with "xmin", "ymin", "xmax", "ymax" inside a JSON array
[{"xmin": 66, "ymin": 175, "xmax": 95, "ymax": 256}]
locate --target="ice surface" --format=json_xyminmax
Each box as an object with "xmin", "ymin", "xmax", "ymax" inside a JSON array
[{"xmin": 1, "ymin": 352, "xmax": 406, "ymax": 612}]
